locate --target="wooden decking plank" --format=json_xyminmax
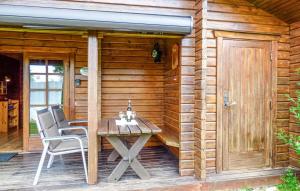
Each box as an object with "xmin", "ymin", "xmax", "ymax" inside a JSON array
[
  {"xmin": 0, "ymin": 146, "xmax": 186, "ymax": 191},
  {"xmin": 135, "ymin": 118, "xmax": 152, "ymax": 134},
  {"xmin": 108, "ymin": 118, "xmax": 119, "ymax": 135},
  {"xmin": 98, "ymin": 119, "xmax": 109, "ymax": 136},
  {"xmin": 139, "ymin": 118, "xmax": 161, "ymax": 134}
]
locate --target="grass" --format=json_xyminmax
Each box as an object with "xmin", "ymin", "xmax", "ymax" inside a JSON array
[{"xmin": 29, "ymin": 121, "xmax": 38, "ymax": 135}]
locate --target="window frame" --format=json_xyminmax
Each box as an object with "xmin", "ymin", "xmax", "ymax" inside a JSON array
[{"xmin": 24, "ymin": 53, "xmax": 70, "ymax": 137}]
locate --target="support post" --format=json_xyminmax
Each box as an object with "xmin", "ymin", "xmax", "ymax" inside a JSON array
[{"xmin": 88, "ymin": 31, "xmax": 99, "ymax": 184}]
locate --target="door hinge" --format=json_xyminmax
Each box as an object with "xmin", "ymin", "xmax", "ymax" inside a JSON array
[{"xmin": 269, "ymin": 101, "xmax": 272, "ymax": 110}]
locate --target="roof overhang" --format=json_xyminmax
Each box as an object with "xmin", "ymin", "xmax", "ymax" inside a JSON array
[{"xmin": 0, "ymin": 4, "xmax": 193, "ymax": 35}]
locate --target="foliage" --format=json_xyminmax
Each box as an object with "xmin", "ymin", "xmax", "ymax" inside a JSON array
[
  {"xmin": 277, "ymin": 68, "xmax": 300, "ymax": 156},
  {"xmin": 276, "ymin": 68, "xmax": 300, "ymax": 191},
  {"xmin": 278, "ymin": 129, "xmax": 300, "ymax": 156},
  {"xmin": 277, "ymin": 169, "xmax": 300, "ymax": 191},
  {"xmin": 53, "ymin": 65, "xmax": 64, "ymax": 73},
  {"xmin": 29, "ymin": 119, "xmax": 38, "ymax": 135},
  {"xmin": 239, "ymin": 188, "xmax": 253, "ymax": 191}
]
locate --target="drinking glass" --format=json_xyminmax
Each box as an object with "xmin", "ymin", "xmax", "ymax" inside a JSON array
[
  {"xmin": 119, "ymin": 111, "xmax": 125, "ymax": 119},
  {"xmin": 131, "ymin": 111, "xmax": 136, "ymax": 119}
]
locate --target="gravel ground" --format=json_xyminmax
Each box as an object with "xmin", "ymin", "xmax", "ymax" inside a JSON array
[{"xmin": 238, "ymin": 186, "xmax": 277, "ymax": 191}]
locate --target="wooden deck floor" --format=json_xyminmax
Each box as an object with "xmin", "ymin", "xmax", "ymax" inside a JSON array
[
  {"xmin": 0, "ymin": 127, "xmax": 23, "ymax": 152},
  {"xmin": 0, "ymin": 146, "xmax": 198, "ymax": 191}
]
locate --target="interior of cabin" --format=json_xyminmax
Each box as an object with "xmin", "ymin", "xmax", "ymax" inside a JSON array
[{"xmin": 0, "ymin": 53, "xmax": 23, "ymax": 152}]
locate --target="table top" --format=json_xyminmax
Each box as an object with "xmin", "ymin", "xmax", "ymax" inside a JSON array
[{"xmin": 98, "ymin": 117, "xmax": 161, "ymax": 136}]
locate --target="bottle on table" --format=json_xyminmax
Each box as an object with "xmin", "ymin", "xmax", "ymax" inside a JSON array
[{"xmin": 126, "ymin": 100, "xmax": 132, "ymax": 122}]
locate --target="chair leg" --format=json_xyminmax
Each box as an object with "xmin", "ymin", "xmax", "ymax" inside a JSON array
[
  {"xmin": 33, "ymin": 145, "xmax": 48, "ymax": 185},
  {"xmin": 81, "ymin": 150, "xmax": 88, "ymax": 183},
  {"xmin": 47, "ymin": 155, "xmax": 54, "ymax": 169}
]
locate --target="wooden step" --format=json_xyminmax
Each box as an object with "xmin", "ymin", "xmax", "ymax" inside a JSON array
[{"xmin": 156, "ymin": 132, "xmax": 179, "ymax": 148}]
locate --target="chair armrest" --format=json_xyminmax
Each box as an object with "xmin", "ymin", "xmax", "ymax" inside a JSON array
[
  {"xmin": 67, "ymin": 119, "xmax": 88, "ymax": 125},
  {"xmin": 43, "ymin": 135, "xmax": 85, "ymax": 149},
  {"xmin": 59, "ymin": 126, "xmax": 88, "ymax": 137},
  {"xmin": 43, "ymin": 135, "xmax": 82, "ymax": 142}
]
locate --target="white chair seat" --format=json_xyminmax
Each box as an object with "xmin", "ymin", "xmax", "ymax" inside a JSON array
[
  {"xmin": 33, "ymin": 108, "xmax": 88, "ymax": 185},
  {"xmin": 52, "ymin": 137, "xmax": 88, "ymax": 153}
]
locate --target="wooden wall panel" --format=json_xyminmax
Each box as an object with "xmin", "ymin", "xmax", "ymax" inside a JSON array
[
  {"xmin": 247, "ymin": 0, "xmax": 300, "ymax": 24},
  {"xmin": 195, "ymin": 0, "xmax": 207, "ymax": 179},
  {"xmin": 180, "ymin": 32, "xmax": 196, "ymax": 175},
  {"xmin": 0, "ymin": 0, "xmax": 196, "ymax": 176},
  {"xmin": 0, "ymin": 31, "xmax": 87, "ymax": 151},
  {"xmin": 289, "ymin": 21, "xmax": 300, "ymax": 168},
  {"xmin": 100, "ymin": 37, "xmax": 165, "ymax": 149},
  {"xmin": 201, "ymin": 0, "xmax": 290, "ymax": 176},
  {"xmin": 163, "ymin": 39, "xmax": 180, "ymax": 152}
]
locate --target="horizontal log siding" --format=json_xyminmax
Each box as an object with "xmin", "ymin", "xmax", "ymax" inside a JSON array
[
  {"xmin": 163, "ymin": 40, "xmax": 180, "ymax": 155},
  {"xmin": 205, "ymin": 0, "xmax": 290, "ymax": 175},
  {"xmin": 0, "ymin": 0, "xmax": 196, "ymax": 176},
  {"xmin": 289, "ymin": 22, "xmax": 300, "ymax": 168},
  {"xmin": 0, "ymin": 31, "xmax": 87, "ymax": 150},
  {"xmin": 100, "ymin": 37, "xmax": 165, "ymax": 149},
  {"xmin": 64, "ymin": 0, "xmax": 196, "ymax": 177},
  {"xmin": 195, "ymin": 0, "xmax": 207, "ymax": 179}
]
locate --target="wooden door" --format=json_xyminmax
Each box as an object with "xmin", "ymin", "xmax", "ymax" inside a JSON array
[
  {"xmin": 219, "ymin": 39, "xmax": 273, "ymax": 171},
  {"xmin": 23, "ymin": 53, "xmax": 70, "ymax": 151}
]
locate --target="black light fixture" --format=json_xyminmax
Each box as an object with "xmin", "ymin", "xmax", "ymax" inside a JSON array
[
  {"xmin": 152, "ymin": 43, "xmax": 162, "ymax": 63},
  {"xmin": 75, "ymin": 79, "xmax": 81, "ymax": 87}
]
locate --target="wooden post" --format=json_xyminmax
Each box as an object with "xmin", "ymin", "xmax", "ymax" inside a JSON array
[{"xmin": 88, "ymin": 31, "xmax": 99, "ymax": 184}]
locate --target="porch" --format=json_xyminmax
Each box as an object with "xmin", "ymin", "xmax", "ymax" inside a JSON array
[
  {"xmin": 1, "ymin": 146, "xmax": 199, "ymax": 191},
  {"xmin": 1, "ymin": 146, "xmax": 288, "ymax": 191}
]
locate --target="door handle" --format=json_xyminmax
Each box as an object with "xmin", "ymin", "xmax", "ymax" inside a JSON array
[
  {"xmin": 226, "ymin": 101, "xmax": 237, "ymax": 107},
  {"xmin": 224, "ymin": 92, "xmax": 236, "ymax": 107}
]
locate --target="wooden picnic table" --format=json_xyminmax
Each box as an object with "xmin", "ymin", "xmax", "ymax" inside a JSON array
[{"xmin": 97, "ymin": 117, "xmax": 161, "ymax": 182}]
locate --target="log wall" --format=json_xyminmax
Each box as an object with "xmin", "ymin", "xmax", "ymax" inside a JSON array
[
  {"xmin": 290, "ymin": 21, "xmax": 300, "ymax": 167},
  {"xmin": 62, "ymin": 0, "xmax": 196, "ymax": 176},
  {"xmin": 194, "ymin": 0, "xmax": 207, "ymax": 179},
  {"xmin": 100, "ymin": 37, "xmax": 165, "ymax": 149},
  {"xmin": 198, "ymin": 0, "xmax": 290, "ymax": 176},
  {"xmin": 0, "ymin": 0, "xmax": 196, "ymax": 176},
  {"xmin": 164, "ymin": 40, "xmax": 180, "ymax": 151},
  {"xmin": 0, "ymin": 0, "xmax": 295, "ymax": 179}
]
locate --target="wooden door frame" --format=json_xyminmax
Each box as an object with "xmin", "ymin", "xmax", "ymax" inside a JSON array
[
  {"xmin": 23, "ymin": 52, "xmax": 74, "ymax": 151},
  {"xmin": 215, "ymin": 31, "xmax": 278, "ymax": 173}
]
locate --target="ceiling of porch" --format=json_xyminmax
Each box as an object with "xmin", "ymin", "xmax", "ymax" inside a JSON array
[{"xmin": 247, "ymin": 0, "xmax": 300, "ymax": 24}]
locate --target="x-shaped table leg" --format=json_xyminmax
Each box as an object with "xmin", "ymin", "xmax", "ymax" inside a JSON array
[
  {"xmin": 106, "ymin": 134, "xmax": 151, "ymax": 182},
  {"xmin": 108, "ymin": 138, "xmax": 141, "ymax": 162}
]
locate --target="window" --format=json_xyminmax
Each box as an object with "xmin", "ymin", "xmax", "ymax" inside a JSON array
[{"xmin": 29, "ymin": 59, "xmax": 64, "ymax": 135}]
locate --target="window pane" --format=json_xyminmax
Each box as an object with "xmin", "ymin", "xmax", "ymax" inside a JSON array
[
  {"xmin": 48, "ymin": 60, "xmax": 64, "ymax": 74},
  {"xmin": 30, "ymin": 75, "xmax": 46, "ymax": 89},
  {"xmin": 30, "ymin": 91, "xmax": 46, "ymax": 105},
  {"xmin": 48, "ymin": 91, "xmax": 63, "ymax": 105},
  {"xmin": 48, "ymin": 75, "xmax": 63, "ymax": 89},
  {"xmin": 30, "ymin": 60, "xmax": 46, "ymax": 73},
  {"xmin": 30, "ymin": 107, "xmax": 45, "ymax": 135}
]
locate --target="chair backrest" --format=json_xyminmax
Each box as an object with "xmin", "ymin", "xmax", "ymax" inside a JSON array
[
  {"xmin": 36, "ymin": 108, "xmax": 61, "ymax": 149},
  {"xmin": 50, "ymin": 105, "xmax": 67, "ymax": 128}
]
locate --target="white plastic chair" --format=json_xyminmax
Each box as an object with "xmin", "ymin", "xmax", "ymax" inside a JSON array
[{"xmin": 33, "ymin": 108, "xmax": 88, "ymax": 185}]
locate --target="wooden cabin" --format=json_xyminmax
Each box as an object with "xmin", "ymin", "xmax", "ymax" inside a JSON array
[{"xmin": 0, "ymin": 0, "xmax": 300, "ymax": 190}]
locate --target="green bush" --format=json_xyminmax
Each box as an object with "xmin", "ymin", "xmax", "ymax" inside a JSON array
[
  {"xmin": 276, "ymin": 69, "xmax": 300, "ymax": 191},
  {"xmin": 277, "ymin": 169, "xmax": 300, "ymax": 191}
]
